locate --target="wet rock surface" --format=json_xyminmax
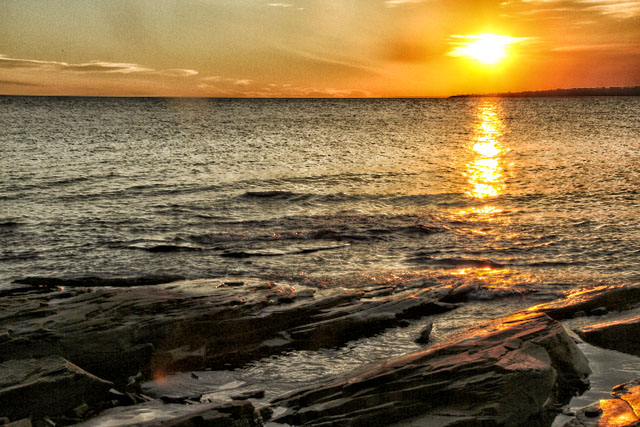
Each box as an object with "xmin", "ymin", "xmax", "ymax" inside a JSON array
[
  {"xmin": 576, "ymin": 314, "xmax": 640, "ymax": 357},
  {"xmin": 1, "ymin": 276, "xmax": 463, "ymax": 423},
  {"xmin": 1, "ymin": 277, "xmax": 458, "ymax": 387},
  {"xmin": 530, "ymin": 284, "xmax": 640, "ymax": 320},
  {"xmin": 561, "ymin": 378, "xmax": 640, "ymax": 427},
  {"xmin": 0, "ymin": 356, "xmax": 112, "ymax": 421},
  {"xmin": 4, "ymin": 277, "xmax": 640, "ymax": 426},
  {"xmin": 272, "ymin": 311, "xmax": 590, "ymax": 427},
  {"xmin": 156, "ymin": 400, "xmax": 264, "ymax": 427}
]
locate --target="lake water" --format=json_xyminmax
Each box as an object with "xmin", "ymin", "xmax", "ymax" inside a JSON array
[
  {"xmin": 2, "ymin": 96, "xmax": 638, "ymax": 296},
  {"xmin": 3, "ymin": 96, "xmax": 640, "ymax": 422}
]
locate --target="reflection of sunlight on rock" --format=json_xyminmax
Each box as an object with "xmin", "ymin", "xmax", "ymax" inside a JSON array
[{"xmin": 599, "ymin": 398, "xmax": 639, "ymax": 426}]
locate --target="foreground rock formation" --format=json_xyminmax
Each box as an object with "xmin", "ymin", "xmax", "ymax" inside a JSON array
[
  {"xmin": 1, "ymin": 277, "xmax": 457, "ymax": 389},
  {"xmin": 2, "ymin": 279, "xmax": 639, "ymax": 426},
  {"xmin": 272, "ymin": 311, "xmax": 591, "ymax": 426},
  {"xmin": 0, "ymin": 356, "xmax": 112, "ymax": 422},
  {"xmin": 0, "ymin": 276, "xmax": 460, "ymax": 424}
]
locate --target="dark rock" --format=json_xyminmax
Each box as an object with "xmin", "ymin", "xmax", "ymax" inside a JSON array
[
  {"xmin": 561, "ymin": 378, "xmax": 640, "ymax": 426},
  {"xmin": 231, "ymin": 390, "xmax": 265, "ymax": 400},
  {"xmin": 531, "ymin": 284, "xmax": 640, "ymax": 320},
  {"xmin": 0, "ymin": 356, "xmax": 112, "ymax": 421},
  {"xmin": 156, "ymin": 400, "xmax": 262, "ymax": 427},
  {"xmin": 576, "ymin": 314, "xmax": 640, "ymax": 357},
  {"xmin": 73, "ymin": 403, "xmax": 90, "ymax": 418},
  {"xmin": 272, "ymin": 312, "xmax": 590, "ymax": 427},
  {"xmin": 2, "ymin": 278, "xmax": 462, "ymax": 386},
  {"xmin": 583, "ymin": 405, "xmax": 602, "ymax": 418},
  {"xmin": 415, "ymin": 321, "xmax": 433, "ymax": 344},
  {"xmin": 590, "ymin": 306, "xmax": 607, "ymax": 316},
  {"xmin": 221, "ymin": 281, "xmax": 244, "ymax": 287},
  {"xmin": 259, "ymin": 406, "xmax": 273, "ymax": 421},
  {"xmin": 160, "ymin": 394, "xmax": 202, "ymax": 404},
  {"xmin": 126, "ymin": 371, "xmax": 144, "ymax": 393}
]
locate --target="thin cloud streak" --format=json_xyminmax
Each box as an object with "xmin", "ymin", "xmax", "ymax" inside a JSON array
[
  {"xmin": 384, "ymin": 0, "xmax": 426, "ymax": 7},
  {"xmin": 0, "ymin": 55, "xmax": 198, "ymax": 77},
  {"xmin": 504, "ymin": 0, "xmax": 640, "ymax": 17}
]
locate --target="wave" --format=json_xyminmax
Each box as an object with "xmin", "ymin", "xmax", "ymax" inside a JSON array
[
  {"xmin": 14, "ymin": 274, "xmax": 185, "ymax": 288},
  {"xmin": 525, "ymin": 260, "xmax": 587, "ymax": 267},
  {"xmin": 408, "ymin": 257, "xmax": 506, "ymax": 269},
  {"xmin": 0, "ymin": 221, "xmax": 20, "ymax": 228},
  {"xmin": 185, "ymin": 215, "xmax": 448, "ymax": 245},
  {"xmin": 242, "ymin": 190, "xmax": 304, "ymax": 200},
  {"xmin": 240, "ymin": 190, "xmax": 372, "ymax": 205},
  {"xmin": 126, "ymin": 243, "xmax": 204, "ymax": 253},
  {"xmin": 220, "ymin": 243, "xmax": 350, "ymax": 258}
]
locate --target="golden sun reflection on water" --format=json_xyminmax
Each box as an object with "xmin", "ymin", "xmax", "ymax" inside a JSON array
[
  {"xmin": 464, "ymin": 101, "xmax": 508, "ymax": 200},
  {"xmin": 448, "ymin": 101, "xmax": 519, "ymax": 286}
]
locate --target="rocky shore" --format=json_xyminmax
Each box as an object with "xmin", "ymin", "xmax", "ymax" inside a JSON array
[{"xmin": 2, "ymin": 278, "xmax": 640, "ymax": 426}]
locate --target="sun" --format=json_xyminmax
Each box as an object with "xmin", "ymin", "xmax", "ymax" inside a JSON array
[{"xmin": 447, "ymin": 34, "xmax": 523, "ymax": 65}]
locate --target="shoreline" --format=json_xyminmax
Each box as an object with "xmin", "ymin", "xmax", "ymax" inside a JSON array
[{"xmin": 2, "ymin": 278, "xmax": 640, "ymax": 426}]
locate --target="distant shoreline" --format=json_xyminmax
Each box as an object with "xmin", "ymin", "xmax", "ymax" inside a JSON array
[
  {"xmin": 2, "ymin": 86, "xmax": 639, "ymax": 99},
  {"xmin": 450, "ymin": 86, "xmax": 640, "ymax": 98}
]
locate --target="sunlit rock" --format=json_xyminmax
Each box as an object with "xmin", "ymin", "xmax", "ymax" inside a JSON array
[
  {"xmin": 561, "ymin": 378, "xmax": 640, "ymax": 427},
  {"xmin": 272, "ymin": 312, "xmax": 590, "ymax": 426},
  {"xmin": 529, "ymin": 284, "xmax": 640, "ymax": 320}
]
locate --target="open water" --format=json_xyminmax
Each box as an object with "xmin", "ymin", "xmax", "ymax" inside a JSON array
[{"xmin": 2, "ymin": 96, "xmax": 638, "ymax": 295}]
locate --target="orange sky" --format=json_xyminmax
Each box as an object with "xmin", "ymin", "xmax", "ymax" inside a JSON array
[{"xmin": 1, "ymin": 0, "xmax": 639, "ymax": 97}]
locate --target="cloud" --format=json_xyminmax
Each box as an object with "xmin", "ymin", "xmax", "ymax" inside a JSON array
[
  {"xmin": 201, "ymin": 75, "xmax": 252, "ymax": 86},
  {"xmin": 266, "ymin": 2, "xmax": 304, "ymax": 10},
  {"xmin": 0, "ymin": 55, "xmax": 153, "ymax": 73},
  {"xmin": 197, "ymin": 78, "xmax": 371, "ymax": 98},
  {"xmin": 580, "ymin": 0, "xmax": 640, "ymax": 18},
  {"xmin": 502, "ymin": 0, "xmax": 640, "ymax": 18},
  {"xmin": 273, "ymin": 45, "xmax": 381, "ymax": 75},
  {"xmin": 550, "ymin": 42, "xmax": 640, "ymax": 54},
  {"xmin": 384, "ymin": 0, "xmax": 425, "ymax": 7},
  {"xmin": 157, "ymin": 69, "xmax": 199, "ymax": 77},
  {"xmin": 0, "ymin": 54, "xmax": 198, "ymax": 77},
  {"xmin": 0, "ymin": 79, "xmax": 42, "ymax": 87}
]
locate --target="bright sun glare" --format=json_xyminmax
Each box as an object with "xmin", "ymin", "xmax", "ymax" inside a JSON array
[{"xmin": 448, "ymin": 34, "xmax": 522, "ymax": 65}]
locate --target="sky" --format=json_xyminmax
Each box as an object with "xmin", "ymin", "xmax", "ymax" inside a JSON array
[{"xmin": 1, "ymin": 0, "xmax": 639, "ymax": 97}]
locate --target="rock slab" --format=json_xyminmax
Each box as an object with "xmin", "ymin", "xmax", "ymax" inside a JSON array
[
  {"xmin": 272, "ymin": 311, "xmax": 591, "ymax": 427},
  {"xmin": 531, "ymin": 284, "xmax": 640, "ymax": 320},
  {"xmin": 576, "ymin": 314, "xmax": 640, "ymax": 357},
  {"xmin": 1, "ymin": 278, "xmax": 458, "ymax": 386},
  {"xmin": 0, "ymin": 356, "xmax": 112, "ymax": 421}
]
